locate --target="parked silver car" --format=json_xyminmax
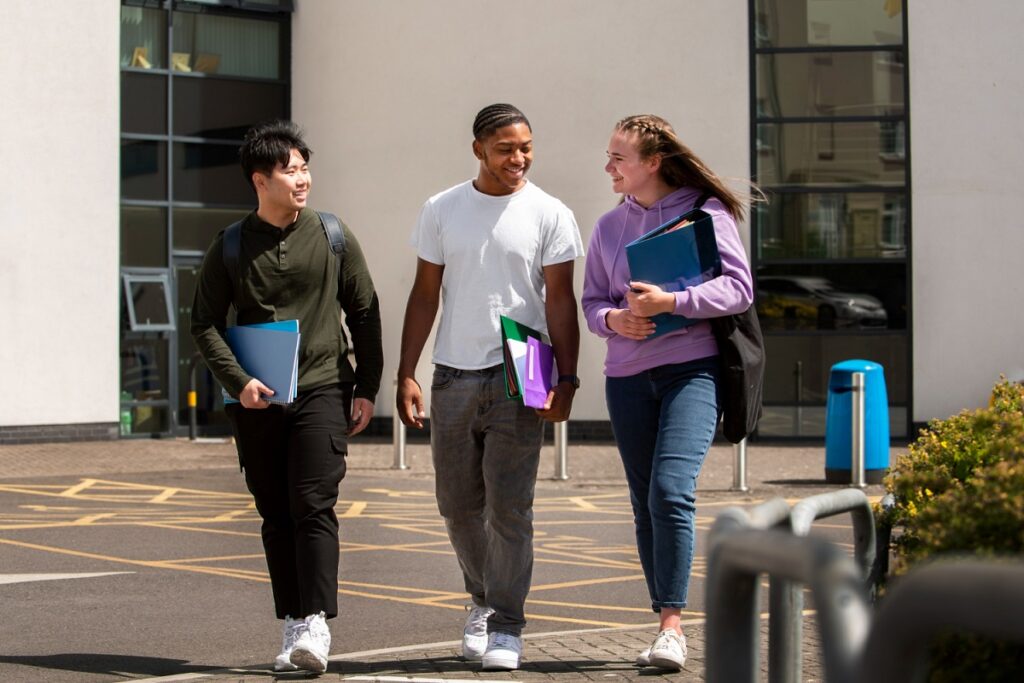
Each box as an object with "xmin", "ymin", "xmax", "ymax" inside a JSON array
[{"xmin": 756, "ymin": 276, "xmax": 888, "ymax": 330}]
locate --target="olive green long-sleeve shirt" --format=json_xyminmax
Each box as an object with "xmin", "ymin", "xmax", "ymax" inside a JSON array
[{"xmin": 190, "ymin": 208, "xmax": 383, "ymax": 402}]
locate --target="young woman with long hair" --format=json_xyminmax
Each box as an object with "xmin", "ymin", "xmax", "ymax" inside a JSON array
[{"xmin": 582, "ymin": 114, "xmax": 756, "ymax": 671}]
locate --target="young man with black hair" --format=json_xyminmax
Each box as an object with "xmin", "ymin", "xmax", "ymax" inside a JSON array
[
  {"xmin": 191, "ymin": 120, "xmax": 383, "ymax": 674},
  {"xmin": 396, "ymin": 103, "xmax": 583, "ymax": 670}
]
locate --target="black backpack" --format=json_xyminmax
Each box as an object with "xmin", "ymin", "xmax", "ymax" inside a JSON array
[
  {"xmin": 693, "ymin": 193, "xmax": 766, "ymax": 443},
  {"xmin": 222, "ymin": 211, "xmax": 346, "ymax": 285}
]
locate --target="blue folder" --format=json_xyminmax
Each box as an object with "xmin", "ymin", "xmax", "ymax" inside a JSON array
[
  {"xmin": 624, "ymin": 208, "xmax": 722, "ymax": 339},
  {"xmin": 222, "ymin": 320, "xmax": 300, "ymax": 405}
]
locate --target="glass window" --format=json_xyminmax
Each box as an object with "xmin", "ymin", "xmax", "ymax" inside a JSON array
[
  {"xmin": 121, "ymin": 73, "xmax": 167, "ymax": 135},
  {"xmin": 756, "ymin": 191, "xmax": 906, "ymax": 260},
  {"xmin": 756, "ymin": 263, "xmax": 906, "ymax": 332},
  {"xmin": 174, "ymin": 207, "xmax": 250, "ymax": 252},
  {"xmin": 756, "ymin": 122, "xmax": 906, "ymax": 188},
  {"xmin": 173, "ymin": 77, "xmax": 287, "ymax": 139},
  {"xmin": 757, "ymin": 52, "xmax": 904, "ymax": 118},
  {"xmin": 172, "ymin": 11, "xmax": 282, "ymax": 79},
  {"xmin": 123, "ymin": 273, "xmax": 176, "ymax": 332},
  {"xmin": 173, "ymin": 142, "xmax": 252, "ymax": 204},
  {"xmin": 121, "ymin": 6, "xmax": 166, "ymax": 69},
  {"xmin": 121, "ymin": 206, "xmax": 168, "ymax": 267},
  {"xmin": 755, "ymin": 0, "xmax": 903, "ymax": 48},
  {"xmin": 758, "ymin": 333, "xmax": 908, "ymax": 437},
  {"xmin": 121, "ymin": 338, "xmax": 169, "ymax": 402},
  {"xmin": 121, "ymin": 140, "xmax": 167, "ymax": 200}
]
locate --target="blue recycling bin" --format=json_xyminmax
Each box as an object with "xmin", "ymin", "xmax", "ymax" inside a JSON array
[{"xmin": 825, "ymin": 359, "xmax": 889, "ymax": 484}]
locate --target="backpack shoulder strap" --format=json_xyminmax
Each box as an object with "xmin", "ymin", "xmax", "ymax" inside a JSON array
[
  {"xmin": 221, "ymin": 218, "xmax": 246, "ymax": 288},
  {"xmin": 317, "ymin": 211, "xmax": 346, "ymax": 256},
  {"xmin": 693, "ymin": 191, "xmax": 713, "ymax": 210}
]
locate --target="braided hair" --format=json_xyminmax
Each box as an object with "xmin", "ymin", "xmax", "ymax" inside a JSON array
[
  {"xmin": 473, "ymin": 103, "xmax": 531, "ymax": 141},
  {"xmin": 615, "ymin": 114, "xmax": 749, "ymax": 220}
]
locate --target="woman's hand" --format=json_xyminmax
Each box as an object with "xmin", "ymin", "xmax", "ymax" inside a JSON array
[
  {"xmin": 626, "ymin": 281, "xmax": 676, "ymax": 318},
  {"xmin": 606, "ymin": 307, "xmax": 656, "ymax": 341}
]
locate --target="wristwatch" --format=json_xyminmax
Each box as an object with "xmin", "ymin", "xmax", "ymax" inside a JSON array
[{"xmin": 557, "ymin": 374, "xmax": 581, "ymax": 390}]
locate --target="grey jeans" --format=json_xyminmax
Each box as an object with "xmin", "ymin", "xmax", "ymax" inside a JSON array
[{"xmin": 430, "ymin": 364, "xmax": 544, "ymax": 636}]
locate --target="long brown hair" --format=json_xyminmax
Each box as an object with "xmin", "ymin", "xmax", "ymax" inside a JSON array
[{"xmin": 615, "ymin": 114, "xmax": 758, "ymax": 220}]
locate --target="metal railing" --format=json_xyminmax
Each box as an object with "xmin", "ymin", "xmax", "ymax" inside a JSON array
[{"xmin": 706, "ymin": 494, "xmax": 1024, "ymax": 681}]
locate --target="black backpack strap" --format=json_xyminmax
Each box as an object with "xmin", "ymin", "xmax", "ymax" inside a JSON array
[
  {"xmin": 317, "ymin": 211, "xmax": 346, "ymax": 256},
  {"xmin": 693, "ymin": 191, "xmax": 713, "ymax": 210},
  {"xmin": 221, "ymin": 218, "xmax": 246, "ymax": 299}
]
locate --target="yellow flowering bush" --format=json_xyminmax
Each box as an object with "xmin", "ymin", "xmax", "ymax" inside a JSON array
[{"xmin": 878, "ymin": 378, "xmax": 1024, "ymax": 681}]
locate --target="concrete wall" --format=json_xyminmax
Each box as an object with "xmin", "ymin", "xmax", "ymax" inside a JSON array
[
  {"xmin": 909, "ymin": 0, "xmax": 1024, "ymax": 421},
  {"xmin": 0, "ymin": 0, "xmax": 121, "ymax": 427},
  {"xmin": 293, "ymin": 0, "xmax": 750, "ymax": 420}
]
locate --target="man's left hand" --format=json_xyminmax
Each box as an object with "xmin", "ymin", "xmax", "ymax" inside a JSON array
[
  {"xmin": 536, "ymin": 382, "xmax": 576, "ymax": 423},
  {"xmin": 347, "ymin": 397, "xmax": 375, "ymax": 436}
]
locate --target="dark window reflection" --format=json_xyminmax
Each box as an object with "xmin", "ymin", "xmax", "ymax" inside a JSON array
[
  {"xmin": 173, "ymin": 143, "xmax": 252, "ymax": 205},
  {"xmin": 173, "ymin": 78, "xmax": 287, "ymax": 139},
  {"xmin": 121, "ymin": 207, "xmax": 167, "ymax": 268},
  {"xmin": 121, "ymin": 140, "xmax": 167, "ymax": 200},
  {"xmin": 755, "ymin": 0, "xmax": 903, "ymax": 48},
  {"xmin": 122, "ymin": 73, "xmax": 167, "ymax": 135},
  {"xmin": 174, "ymin": 207, "xmax": 250, "ymax": 252},
  {"xmin": 756, "ymin": 263, "xmax": 906, "ymax": 331},
  {"xmin": 758, "ymin": 333, "xmax": 907, "ymax": 438},
  {"xmin": 756, "ymin": 192, "xmax": 906, "ymax": 260},
  {"xmin": 757, "ymin": 122, "xmax": 906, "ymax": 187},
  {"xmin": 757, "ymin": 52, "xmax": 904, "ymax": 118},
  {"xmin": 121, "ymin": 339, "xmax": 168, "ymax": 401},
  {"xmin": 172, "ymin": 11, "xmax": 282, "ymax": 79}
]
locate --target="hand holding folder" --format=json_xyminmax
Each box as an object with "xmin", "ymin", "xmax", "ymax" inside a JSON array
[
  {"xmin": 624, "ymin": 207, "xmax": 721, "ymax": 339},
  {"xmin": 222, "ymin": 320, "xmax": 301, "ymax": 405},
  {"xmin": 500, "ymin": 315, "xmax": 556, "ymax": 409}
]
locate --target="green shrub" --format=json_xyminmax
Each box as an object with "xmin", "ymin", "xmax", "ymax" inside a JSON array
[
  {"xmin": 879, "ymin": 378, "xmax": 1024, "ymax": 681},
  {"xmin": 880, "ymin": 378, "xmax": 1024, "ymax": 571}
]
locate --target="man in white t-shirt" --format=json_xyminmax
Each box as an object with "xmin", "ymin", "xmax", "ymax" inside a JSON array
[{"xmin": 397, "ymin": 104, "xmax": 583, "ymax": 671}]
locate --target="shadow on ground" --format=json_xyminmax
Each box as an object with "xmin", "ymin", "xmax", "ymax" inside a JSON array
[{"xmin": 0, "ymin": 653, "xmax": 218, "ymax": 678}]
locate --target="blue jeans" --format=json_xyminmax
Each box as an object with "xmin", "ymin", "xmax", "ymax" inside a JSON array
[
  {"xmin": 430, "ymin": 364, "xmax": 544, "ymax": 635},
  {"xmin": 605, "ymin": 357, "xmax": 719, "ymax": 610}
]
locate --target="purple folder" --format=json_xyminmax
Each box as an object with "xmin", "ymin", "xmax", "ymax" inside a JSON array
[{"xmin": 522, "ymin": 335, "xmax": 555, "ymax": 409}]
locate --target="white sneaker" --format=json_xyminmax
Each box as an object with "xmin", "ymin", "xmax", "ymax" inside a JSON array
[
  {"xmin": 481, "ymin": 631, "xmax": 523, "ymax": 671},
  {"xmin": 635, "ymin": 647, "xmax": 651, "ymax": 667},
  {"xmin": 289, "ymin": 611, "xmax": 331, "ymax": 673},
  {"xmin": 461, "ymin": 604, "xmax": 494, "ymax": 661},
  {"xmin": 273, "ymin": 616, "xmax": 305, "ymax": 671},
  {"xmin": 647, "ymin": 628, "xmax": 687, "ymax": 671}
]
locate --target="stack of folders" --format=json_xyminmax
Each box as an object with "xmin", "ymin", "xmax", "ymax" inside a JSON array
[
  {"xmin": 222, "ymin": 319, "xmax": 300, "ymax": 405},
  {"xmin": 500, "ymin": 315, "xmax": 556, "ymax": 409},
  {"xmin": 624, "ymin": 207, "xmax": 722, "ymax": 339}
]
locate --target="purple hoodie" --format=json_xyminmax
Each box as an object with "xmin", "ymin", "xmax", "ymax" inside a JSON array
[{"xmin": 582, "ymin": 187, "xmax": 754, "ymax": 377}]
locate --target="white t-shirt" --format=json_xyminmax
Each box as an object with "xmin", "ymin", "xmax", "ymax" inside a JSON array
[{"xmin": 411, "ymin": 180, "xmax": 584, "ymax": 369}]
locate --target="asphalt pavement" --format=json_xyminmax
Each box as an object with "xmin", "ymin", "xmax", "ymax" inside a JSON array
[{"xmin": 0, "ymin": 434, "xmax": 892, "ymax": 682}]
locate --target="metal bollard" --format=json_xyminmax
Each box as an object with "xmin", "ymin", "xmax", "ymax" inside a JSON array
[
  {"xmin": 850, "ymin": 372, "xmax": 866, "ymax": 488},
  {"xmin": 553, "ymin": 421, "xmax": 569, "ymax": 480},
  {"xmin": 732, "ymin": 437, "xmax": 749, "ymax": 492},
  {"xmin": 392, "ymin": 379, "xmax": 408, "ymax": 470},
  {"xmin": 187, "ymin": 352, "xmax": 202, "ymax": 441},
  {"xmin": 392, "ymin": 415, "xmax": 407, "ymax": 470}
]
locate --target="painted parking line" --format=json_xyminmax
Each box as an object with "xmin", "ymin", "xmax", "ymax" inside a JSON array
[
  {"xmin": 0, "ymin": 571, "xmax": 132, "ymax": 585},
  {"xmin": 0, "ymin": 477, "xmax": 771, "ymax": 634}
]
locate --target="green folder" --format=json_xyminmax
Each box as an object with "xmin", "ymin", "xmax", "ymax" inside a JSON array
[{"xmin": 500, "ymin": 315, "xmax": 554, "ymax": 406}]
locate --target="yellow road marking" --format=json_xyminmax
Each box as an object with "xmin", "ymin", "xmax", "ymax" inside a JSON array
[
  {"xmin": 148, "ymin": 488, "xmax": 180, "ymax": 504},
  {"xmin": 530, "ymin": 574, "xmax": 646, "ymax": 592},
  {"xmin": 339, "ymin": 501, "xmax": 368, "ymax": 518},
  {"xmin": 59, "ymin": 479, "xmax": 98, "ymax": 497}
]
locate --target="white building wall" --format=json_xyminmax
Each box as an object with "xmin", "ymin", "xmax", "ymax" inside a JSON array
[
  {"xmin": 293, "ymin": 0, "xmax": 750, "ymax": 420},
  {"xmin": 909, "ymin": 0, "xmax": 1024, "ymax": 421},
  {"xmin": 0, "ymin": 0, "xmax": 121, "ymax": 427}
]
